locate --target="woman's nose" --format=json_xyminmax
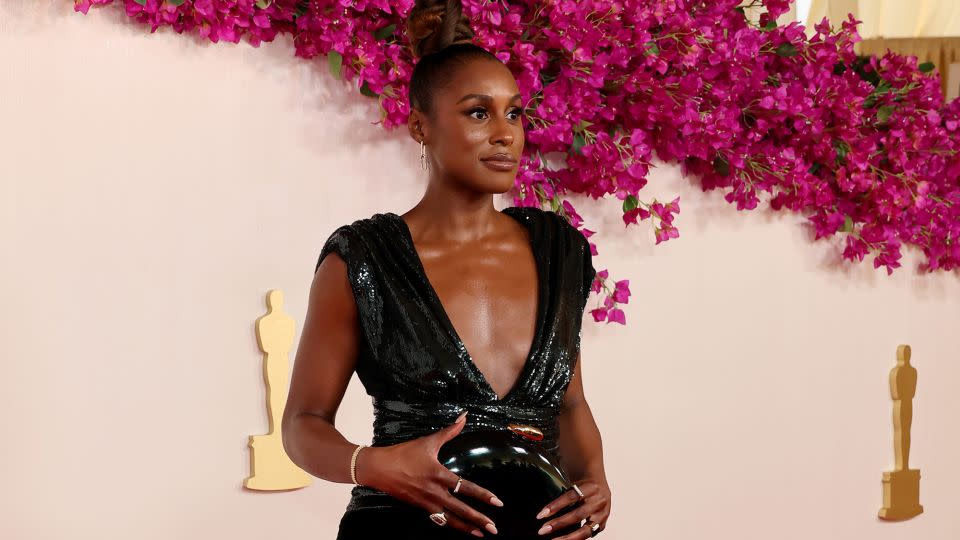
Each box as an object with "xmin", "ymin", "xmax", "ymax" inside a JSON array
[{"xmin": 490, "ymin": 122, "xmax": 515, "ymax": 145}]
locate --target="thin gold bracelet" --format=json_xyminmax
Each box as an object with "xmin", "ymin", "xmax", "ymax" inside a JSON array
[{"xmin": 350, "ymin": 444, "xmax": 367, "ymax": 485}]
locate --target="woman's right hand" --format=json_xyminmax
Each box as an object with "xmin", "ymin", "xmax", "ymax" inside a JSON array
[{"xmin": 356, "ymin": 411, "xmax": 504, "ymax": 537}]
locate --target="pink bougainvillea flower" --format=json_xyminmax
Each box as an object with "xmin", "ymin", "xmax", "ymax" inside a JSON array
[{"xmin": 74, "ymin": 0, "xmax": 960, "ymax": 327}]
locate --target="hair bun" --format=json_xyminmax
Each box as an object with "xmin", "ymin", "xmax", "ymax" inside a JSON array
[{"xmin": 406, "ymin": 0, "xmax": 474, "ymax": 58}]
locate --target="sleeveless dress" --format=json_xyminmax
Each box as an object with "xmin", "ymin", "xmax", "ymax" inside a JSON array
[{"xmin": 315, "ymin": 206, "xmax": 596, "ymax": 539}]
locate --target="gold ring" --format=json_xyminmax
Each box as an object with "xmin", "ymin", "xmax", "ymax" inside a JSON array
[{"xmin": 453, "ymin": 476, "xmax": 463, "ymax": 494}]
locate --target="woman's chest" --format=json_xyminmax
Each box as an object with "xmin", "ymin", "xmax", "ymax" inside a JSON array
[{"xmin": 422, "ymin": 240, "xmax": 541, "ymax": 400}]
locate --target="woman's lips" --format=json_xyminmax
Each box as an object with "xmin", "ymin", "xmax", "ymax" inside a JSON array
[{"xmin": 481, "ymin": 159, "xmax": 517, "ymax": 171}]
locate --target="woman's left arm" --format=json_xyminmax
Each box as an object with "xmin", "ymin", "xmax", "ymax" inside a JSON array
[{"xmin": 534, "ymin": 352, "xmax": 612, "ymax": 538}]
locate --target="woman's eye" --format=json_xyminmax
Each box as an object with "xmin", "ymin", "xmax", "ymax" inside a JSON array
[{"xmin": 467, "ymin": 107, "xmax": 523, "ymax": 120}]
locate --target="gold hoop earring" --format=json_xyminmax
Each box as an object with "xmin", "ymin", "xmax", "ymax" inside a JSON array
[{"xmin": 420, "ymin": 139, "xmax": 428, "ymax": 171}]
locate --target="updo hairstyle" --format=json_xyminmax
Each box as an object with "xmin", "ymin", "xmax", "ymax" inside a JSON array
[{"xmin": 405, "ymin": 0, "xmax": 501, "ymax": 119}]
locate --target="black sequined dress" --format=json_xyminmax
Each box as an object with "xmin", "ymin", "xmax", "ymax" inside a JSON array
[{"xmin": 315, "ymin": 206, "xmax": 596, "ymax": 539}]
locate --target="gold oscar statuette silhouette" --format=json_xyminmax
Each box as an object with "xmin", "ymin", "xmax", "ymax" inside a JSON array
[
  {"xmin": 878, "ymin": 344, "xmax": 922, "ymax": 521},
  {"xmin": 244, "ymin": 289, "xmax": 312, "ymax": 491}
]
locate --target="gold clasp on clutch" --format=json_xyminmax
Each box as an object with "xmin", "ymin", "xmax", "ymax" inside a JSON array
[{"xmin": 507, "ymin": 423, "xmax": 544, "ymax": 442}]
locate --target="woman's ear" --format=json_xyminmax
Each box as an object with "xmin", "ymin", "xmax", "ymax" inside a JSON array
[{"xmin": 407, "ymin": 109, "xmax": 429, "ymax": 144}]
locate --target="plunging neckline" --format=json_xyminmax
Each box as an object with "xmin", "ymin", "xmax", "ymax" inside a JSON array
[{"xmin": 386, "ymin": 208, "xmax": 545, "ymax": 403}]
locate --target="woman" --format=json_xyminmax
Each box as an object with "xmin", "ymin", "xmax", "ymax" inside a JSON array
[{"xmin": 281, "ymin": 1, "xmax": 611, "ymax": 538}]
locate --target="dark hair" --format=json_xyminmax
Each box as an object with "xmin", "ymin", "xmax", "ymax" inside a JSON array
[{"xmin": 405, "ymin": 0, "xmax": 500, "ymax": 119}]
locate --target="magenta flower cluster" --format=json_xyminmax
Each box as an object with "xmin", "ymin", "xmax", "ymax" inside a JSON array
[{"xmin": 76, "ymin": 0, "xmax": 960, "ymax": 326}]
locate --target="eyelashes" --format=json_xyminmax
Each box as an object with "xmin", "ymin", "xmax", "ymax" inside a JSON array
[{"xmin": 467, "ymin": 107, "xmax": 523, "ymax": 121}]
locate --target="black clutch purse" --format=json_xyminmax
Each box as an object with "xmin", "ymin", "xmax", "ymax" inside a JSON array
[{"xmin": 437, "ymin": 426, "xmax": 582, "ymax": 538}]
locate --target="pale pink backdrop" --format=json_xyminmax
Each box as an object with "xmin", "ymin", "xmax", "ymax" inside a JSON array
[{"xmin": 2, "ymin": 2, "xmax": 959, "ymax": 539}]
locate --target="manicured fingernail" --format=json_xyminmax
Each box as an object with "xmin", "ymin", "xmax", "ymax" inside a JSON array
[
  {"xmin": 536, "ymin": 508, "xmax": 549, "ymax": 519},
  {"xmin": 537, "ymin": 524, "xmax": 552, "ymax": 535},
  {"xmin": 456, "ymin": 412, "xmax": 467, "ymax": 423},
  {"xmin": 471, "ymin": 530, "xmax": 483, "ymax": 538},
  {"xmin": 485, "ymin": 522, "xmax": 498, "ymax": 535},
  {"xmin": 489, "ymin": 496, "xmax": 504, "ymax": 507}
]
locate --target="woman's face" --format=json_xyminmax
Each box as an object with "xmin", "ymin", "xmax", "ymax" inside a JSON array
[{"xmin": 409, "ymin": 58, "xmax": 525, "ymax": 195}]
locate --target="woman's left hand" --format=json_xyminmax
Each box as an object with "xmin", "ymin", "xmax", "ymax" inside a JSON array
[{"xmin": 534, "ymin": 477, "xmax": 611, "ymax": 538}]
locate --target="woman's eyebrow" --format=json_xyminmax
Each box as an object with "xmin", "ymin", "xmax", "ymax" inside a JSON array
[{"xmin": 457, "ymin": 93, "xmax": 522, "ymax": 104}]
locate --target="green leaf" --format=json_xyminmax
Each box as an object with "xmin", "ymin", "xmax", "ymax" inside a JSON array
[
  {"xmin": 550, "ymin": 197, "xmax": 561, "ymax": 212},
  {"xmin": 807, "ymin": 162, "xmax": 821, "ymax": 175},
  {"xmin": 328, "ymin": 51, "xmax": 343, "ymax": 80},
  {"xmin": 133, "ymin": 0, "xmax": 146, "ymax": 5},
  {"xmin": 575, "ymin": 119, "xmax": 594, "ymax": 132},
  {"xmin": 293, "ymin": 0, "xmax": 309, "ymax": 17},
  {"xmin": 644, "ymin": 41, "xmax": 659, "ymax": 56},
  {"xmin": 374, "ymin": 23, "xmax": 396, "ymax": 41},
  {"xmin": 877, "ymin": 105, "xmax": 895, "ymax": 123},
  {"xmin": 359, "ymin": 82, "xmax": 378, "ymax": 98},
  {"xmin": 919, "ymin": 61, "xmax": 935, "ymax": 73},
  {"xmin": 571, "ymin": 132, "xmax": 586, "ymax": 155},
  {"xmin": 169, "ymin": 0, "xmax": 187, "ymax": 6},
  {"xmin": 840, "ymin": 215, "xmax": 854, "ymax": 233},
  {"xmin": 834, "ymin": 141, "xmax": 848, "ymax": 159},
  {"xmin": 864, "ymin": 80, "xmax": 893, "ymax": 109},
  {"xmin": 762, "ymin": 21, "xmax": 777, "ymax": 32},
  {"xmin": 622, "ymin": 194, "xmax": 640, "ymax": 213},
  {"xmin": 833, "ymin": 139, "xmax": 849, "ymax": 165},
  {"xmin": 713, "ymin": 155, "xmax": 730, "ymax": 176},
  {"xmin": 254, "ymin": 0, "xmax": 271, "ymax": 8},
  {"xmin": 775, "ymin": 43, "xmax": 799, "ymax": 57},
  {"xmin": 539, "ymin": 69, "xmax": 558, "ymax": 86}
]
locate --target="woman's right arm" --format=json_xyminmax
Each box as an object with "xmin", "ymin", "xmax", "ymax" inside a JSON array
[
  {"xmin": 281, "ymin": 251, "xmax": 369, "ymax": 484},
  {"xmin": 281, "ymin": 250, "xmax": 503, "ymax": 537}
]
